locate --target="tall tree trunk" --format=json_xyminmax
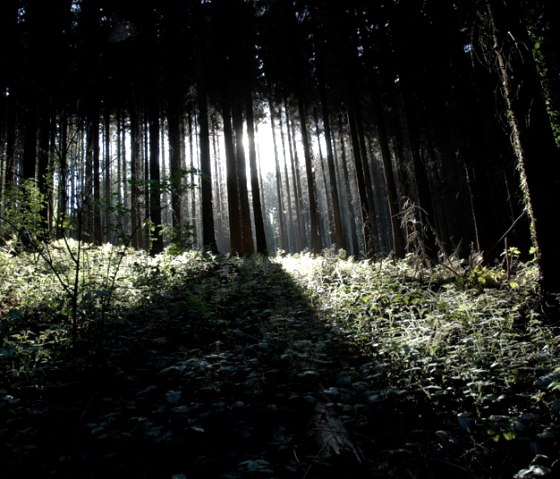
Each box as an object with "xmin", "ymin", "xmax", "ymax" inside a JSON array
[
  {"xmin": 346, "ymin": 102, "xmax": 376, "ymax": 256},
  {"xmin": 37, "ymin": 102, "xmax": 51, "ymax": 237},
  {"xmin": 319, "ymin": 86, "xmax": 345, "ymax": 250},
  {"xmin": 103, "ymin": 109, "xmax": 111, "ymax": 241},
  {"xmin": 312, "ymin": 106, "xmax": 332, "ymax": 246},
  {"xmin": 0, "ymin": 94, "xmax": 17, "ymax": 234},
  {"xmin": 212, "ymin": 119, "xmax": 228, "ymax": 251},
  {"xmin": 0, "ymin": 0, "xmax": 18, "ymax": 213},
  {"xmin": 222, "ymin": 98, "xmax": 242, "ymax": 255},
  {"xmin": 278, "ymin": 107, "xmax": 298, "ymax": 252},
  {"xmin": 269, "ymin": 103, "xmax": 288, "ymax": 252},
  {"xmin": 57, "ymin": 111, "xmax": 69, "ymax": 238},
  {"xmin": 120, "ymin": 110, "xmax": 129, "ymax": 239},
  {"xmin": 485, "ymin": 0, "xmax": 560, "ymax": 294},
  {"xmin": 83, "ymin": 119, "xmax": 94, "ymax": 242},
  {"xmin": 246, "ymin": 93, "xmax": 268, "ymax": 254},
  {"xmin": 337, "ymin": 113, "xmax": 360, "ymax": 256},
  {"xmin": 285, "ymin": 103, "xmax": 306, "ymax": 250},
  {"xmin": 3, "ymin": 94, "xmax": 17, "ymax": 195},
  {"xmin": 232, "ymin": 98, "xmax": 255, "ymax": 255},
  {"xmin": 297, "ymin": 95, "xmax": 321, "ymax": 253},
  {"xmin": 114, "ymin": 109, "xmax": 123, "ymax": 238},
  {"xmin": 143, "ymin": 116, "xmax": 151, "ymax": 243},
  {"xmin": 22, "ymin": 98, "xmax": 37, "ymax": 181},
  {"xmin": 371, "ymin": 87, "xmax": 405, "ymax": 257},
  {"xmin": 129, "ymin": 104, "xmax": 143, "ymax": 249},
  {"xmin": 187, "ymin": 109, "xmax": 198, "ymax": 246},
  {"xmin": 148, "ymin": 93, "xmax": 163, "ymax": 255},
  {"xmin": 86, "ymin": 108, "xmax": 102, "ymax": 244},
  {"xmin": 279, "ymin": 105, "xmax": 296, "ymax": 252},
  {"xmin": 167, "ymin": 82, "xmax": 184, "ymax": 244},
  {"xmin": 197, "ymin": 84, "xmax": 218, "ymax": 253}
]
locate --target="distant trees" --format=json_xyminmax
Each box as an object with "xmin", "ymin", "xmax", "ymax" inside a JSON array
[{"xmin": 0, "ymin": 0, "xmax": 558, "ymax": 289}]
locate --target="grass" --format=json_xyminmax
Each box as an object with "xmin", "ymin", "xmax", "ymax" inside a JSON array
[{"xmin": 0, "ymin": 244, "xmax": 559, "ymax": 478}]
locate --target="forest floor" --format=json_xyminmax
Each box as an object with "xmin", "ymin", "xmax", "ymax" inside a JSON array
[{"xmin": 0, "ymin": 245, "xmax": 559, "ymax": 478}]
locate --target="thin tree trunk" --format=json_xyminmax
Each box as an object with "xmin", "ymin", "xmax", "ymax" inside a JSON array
[
  {"xmin": 285, "ymin": 102, "xmax": 306, "ymax": 250},
  {"xmin": 87, "ymin": 108, "xmax": 102, "ymax": 244},
  {"xmin": 57, "ymin": 111, "xmax": 69, "ymax": 237},
  {"xmin": 187, "ymin": 109, "xmax": 198, "ymax": 245},
  {"xmin": 319, "ymin": 89, "xmax": 345, "ymax": 250},
  {"xmin": 269, "ymin": 103, "xmax": 288, "ymax": 252},
  {"xmin": 103, "ymin": 109, "xmax": 111, "ymax": 242},
  {"xmin": 198, "ymin": 85, "xmax": 218, "ymax": 253},
  {"xmin": 83, "ymin": 119, "xmax": 94, "ymax": 242},
  {"xmin": 129, "ymin": 104, "xmax": 143, "ymax": 249},
  {"xmin": 22, "ymin": 98, "xmax": 37, "ymax": 181},
  {"xmin": 347, "ymin": 103, "xmax": 375, "ymax": 256},
  {"xmin": 337, "ymin": 113, "xmax": 360, "ymax": 256},
  {"xmin": 120, "ymin": 111, "xmax": 129, "ymax": 238},
  {"xmin": 372, "ymin": 88, "xmax": 405, "ymax": 257},
  {"xmin": 246, "ymin": 93, "xmax": 267, "ymax": 254},
  {"xmin": 212, "ymin": 118, "xmax": 228, "ymax": 251},
  {"xmin": 3, "ymin": 94, "xmax": 17, "ymax": 199},
  {"xmin": 167, "ymin": 84, "xmax": 183, "ymax": 243},
  {"xmin": 312, "ymin": 106, "xmax": 332, "ymax": 246},
  {"xmin": 297, "ymin": 95, "xmax": 321, "ymax": 253},
  {"xmin": 37, "ymin": 103, "xmax": 51, "ymax": 237},
  {"xmin": 148, "ymin": 94, "xmax": 163, "ymax": 255},
  {"xmin": 279, "ymin": 105, "xmax": 296, "ymax": 252}
]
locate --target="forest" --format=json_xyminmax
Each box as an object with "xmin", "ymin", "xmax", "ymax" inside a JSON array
[{"xmin": 0, "ymin": 0, "xmax": 559, "ymax": 477}]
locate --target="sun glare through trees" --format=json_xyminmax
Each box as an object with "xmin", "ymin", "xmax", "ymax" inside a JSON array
[
  {"xmin": 0, "ymin": 0, "xmax": 557, "ymax": 275},
  {"xmin": 0, "ymin": 1, "xmax": 560, "ymax": 477}
]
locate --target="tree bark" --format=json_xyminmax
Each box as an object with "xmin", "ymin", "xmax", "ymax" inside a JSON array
[
  {"xmin": 223, "ymin": 98, "xmax": 242, "ymax": 255},
  {"xmin": 269, "ymin": 103, "xmax": 288, "ymax": 252},
  {"xmin": 297, "ymin": 95, "xmax": 321, "ymax": 253},
  {"xmin": 197, "ymin": 82, "xmax": 218, "ymax": 253},
  {"xmin": 485, "ymin": 0, "xmax": 560, "ymax": 294},
  {"xmin": 319, "ymin": 85, "xmax": 345, "ymax": 250},
  {"xmin": 231, "ymin": 98, "xmax": 255, "ymax": 255},
  {"xmin": 129, "ymin": 103, "xmax": 143, "ymax": 249},
  {"xmin": 167, "ymin": 80, "xmax": 184, "ymax": 243},
  {"xmin": 148, "ymin": 93, "xmax": 164, "ymax": 255},
  {"xmin": 246, "ymin": 93, "xmax": 268, "ymax": 254},
  {"xmin": 103, "ymin": 109, "xmax": 112, "ymax": 241}
]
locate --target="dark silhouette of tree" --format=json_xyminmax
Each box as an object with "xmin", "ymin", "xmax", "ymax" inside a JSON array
[
  {"xmin": 0, "ymin": 0, "xmax": 556, "ymax": 286},
  {"xmin": 480, "ymin": 0, "xmax": 560, "ymax": 294},
  {"xmin": 196, "ymin": 28, "xmax": 218, "ymax": 254}
]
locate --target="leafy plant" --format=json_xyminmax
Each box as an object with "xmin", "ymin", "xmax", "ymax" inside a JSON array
[{"xmin": 0, "ymin": 248, "xmax": 558, "ymax": 478}]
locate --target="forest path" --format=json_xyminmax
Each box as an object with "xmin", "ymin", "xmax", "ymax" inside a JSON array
[
  {"xmin": 2, "ymin": 254, "xmax": 557, "ymax": 478},
  {"xmin": 2, "ymin": 257, "xmax": 388, "ymax": 478}
]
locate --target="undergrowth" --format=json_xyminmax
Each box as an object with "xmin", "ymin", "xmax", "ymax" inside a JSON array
[
  {"xmin": 277, "ymin": 250, "xmax": 560, "ymax": 477},
  {"xmin": 0, "ymin": 244, "xmax": 558, "ymax": 478}
]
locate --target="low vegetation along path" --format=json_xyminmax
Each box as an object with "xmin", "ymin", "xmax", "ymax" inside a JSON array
[
  {"xmin": 2, "ymin": 256, "xmax": 373, "ymax": 478},
  {"xmin": 1, "ymin": 253, "xmax": 558, "ymax": 478}
]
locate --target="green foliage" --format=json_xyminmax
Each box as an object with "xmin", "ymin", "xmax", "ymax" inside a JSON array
[
  {"xmin": 2, "ymin": 179, "xmax": 48, "ymax": 249},
  {"xmin": 0, "ymin": 248, "xmax": 558, "ymax": 477},
  {"xmin": 277, "ymin": 251, "xmax": 559, "ymax": 475},
  {"xmin": 532, "ymin": 35, "xmax": 560, "ymax": 148},
  {"xmin": 161, "ymin": 223, "xmax": 196, "ymax": 255},
  {"xmin": 129, "ymin": 168, "xmax": 200, "ymax": 196},
  {"xmin": 91, "ymin": 193, "xmax": 131, "ymax": 243},
  {"xmin": 459, "ymin": 263, "xmax": 504, "ymax": 289}
]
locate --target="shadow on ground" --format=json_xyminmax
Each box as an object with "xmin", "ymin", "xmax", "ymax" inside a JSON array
[{"xmin": 0, "ymin": 256, "xmax": 514, "ymax": 478}]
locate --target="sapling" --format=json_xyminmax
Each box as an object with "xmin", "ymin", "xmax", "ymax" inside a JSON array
[{"xmin": 1, "ymin": 180, "xmax": 131, "ymax": 350}]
